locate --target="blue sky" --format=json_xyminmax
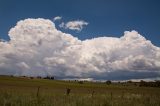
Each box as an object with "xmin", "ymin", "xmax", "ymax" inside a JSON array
[{"xmin": 0, "ymin": 0, "xmax": 160, "ymax": 46}]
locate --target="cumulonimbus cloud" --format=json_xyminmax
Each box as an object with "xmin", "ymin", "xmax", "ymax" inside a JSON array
[
  {"xmin": 0, "ymin": 18, "xmax": 160, "ymax": 80},
  {"xmin": 59, "ymin": 20, "xmax": 88, "ymax": 31}
]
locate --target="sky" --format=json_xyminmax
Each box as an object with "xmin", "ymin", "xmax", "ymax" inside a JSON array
[
  {"xmin": 0, "ymin": 0, "xmax": 160, "ymax": 80},
  {"xmin": 0, "ymin": 0, "xmax": 160, "ymax": 46}
]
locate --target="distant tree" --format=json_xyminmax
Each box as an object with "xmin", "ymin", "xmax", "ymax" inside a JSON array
[
  {"xmin": 50, "ymin": 76, "xmax": 54, "ymax": 80},
  {"xmin": 139, "ymin": 80, "xmax": 147, "ymax": 87},
  {"xmin": 106, "ymin": 80, "xmax": 112, "ymax": 85},
  {"xmin": 44, "ymin": 76, "xmax": 49, "ymax": 79},
  {"xmin": 78, "ymin": 81, "xmax": 84, "ymax": 84},
  {"xmin": 44, "ymin": 76, "xmax": 54, "ymax": 80},
  {"xmin": 30, "ymin": 77, "xmax": 34, "ymax": 79},
  {"xmin": 37, "ymin": 76, "xmax": 42, "ymax": 79},
  {"xmin": 10, "ymin": 75, "xmax": 13, "ymax": 77},
  {"xmin": 127, "ymin": 80, "xmax": 132, "ymax": 83},
  {"xmin": 155, "ymin": 80, "xmax": 160, "ymax": 87}
]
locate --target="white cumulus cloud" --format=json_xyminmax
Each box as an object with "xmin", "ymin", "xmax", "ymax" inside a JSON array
[
  {"xmin": 0, "ymin": 18, "xmax": 160, "ymax": 80},
  {"xmin": 59, "ymin": 20, "xmax": 88, "ymax": 31}
]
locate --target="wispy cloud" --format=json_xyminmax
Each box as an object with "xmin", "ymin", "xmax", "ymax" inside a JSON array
[
  {"xmin": 59, "ymin": 20, "xmax": 88, "ymax": 31},
  {"xmin": 53, "ymin": 16, "xmax": 62, "ymax": 22}
]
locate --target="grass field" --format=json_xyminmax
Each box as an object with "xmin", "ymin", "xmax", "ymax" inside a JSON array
[{"xmin": 0, "ymin": 76, "xmax": 160, "ymax": 106}]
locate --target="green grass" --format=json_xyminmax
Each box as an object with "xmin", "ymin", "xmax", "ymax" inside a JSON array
[{"xmin": 0, "ymin": 76, "xmax": 160, "ymax": 106}]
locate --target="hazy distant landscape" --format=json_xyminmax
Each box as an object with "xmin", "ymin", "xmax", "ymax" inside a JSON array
[{"xmin": 0, "ymin": 75, "xmax": 160, "ymax": 106}]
